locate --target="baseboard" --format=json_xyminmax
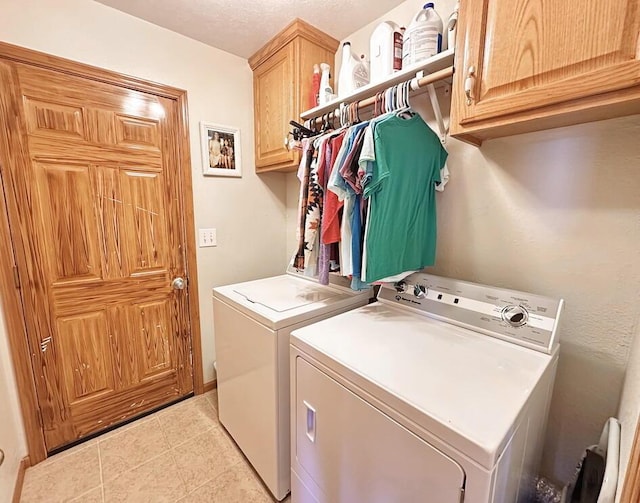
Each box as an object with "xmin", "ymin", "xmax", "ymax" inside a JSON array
[
  {"xmin": 12, "ymin": 455, "xmax": 30, "ymax": 503},
  {"xmin": 203, "ymin": 379, "xmax": 217, "ymax": 392}
]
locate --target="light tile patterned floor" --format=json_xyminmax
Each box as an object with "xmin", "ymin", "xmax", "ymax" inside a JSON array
[{"xmin": 20, "ymin": 390, "xmax": 291, "ymax": 503}]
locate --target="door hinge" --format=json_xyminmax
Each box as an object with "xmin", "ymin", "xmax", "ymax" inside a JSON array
[{"xmin": 12, "ymin": 265, "xmax": 20, "ymax": 289}]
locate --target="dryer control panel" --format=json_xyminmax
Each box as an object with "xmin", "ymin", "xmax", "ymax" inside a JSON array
[{"xmin": 378, "ymin": 273, "xmax": 564, "ymax": 354}]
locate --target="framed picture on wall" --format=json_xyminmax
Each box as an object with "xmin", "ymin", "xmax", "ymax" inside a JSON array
[{"xmin": 200, "ymin": 122, "xmax": 242, "ymax": 177}]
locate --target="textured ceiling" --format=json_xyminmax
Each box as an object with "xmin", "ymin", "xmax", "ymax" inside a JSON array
[{"xmin": 96, "ymin": 0, "xmax": 407, "ymax": 58}]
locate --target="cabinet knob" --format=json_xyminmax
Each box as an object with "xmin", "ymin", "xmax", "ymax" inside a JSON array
[{"xmin": 464, "ymin": 65, "xmax": 476, "ymax": 106}]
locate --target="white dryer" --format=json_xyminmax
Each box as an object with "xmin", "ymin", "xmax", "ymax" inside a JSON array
[
  {"xmin": 290, "ymin": 272, "xmax": 564, "ymax": 503},
  {"xmin": 213, "ymin": 272, "xmax": 371, "ymax": 501}
]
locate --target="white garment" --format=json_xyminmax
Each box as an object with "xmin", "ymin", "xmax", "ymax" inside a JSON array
[{"xmin": 340, "ymin": 195, "xmax": 354, "ymax": 277}]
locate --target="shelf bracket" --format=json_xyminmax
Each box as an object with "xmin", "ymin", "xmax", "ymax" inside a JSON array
[
  {"xmin": 427, "ymin": 82, "xmax": 448, "ymax": 144},
  {"xmin": 413, "ymin": 70, "xmax": 448, "ymax": 144}
]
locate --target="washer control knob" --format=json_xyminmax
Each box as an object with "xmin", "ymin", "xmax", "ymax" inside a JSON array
[
  {"xmin": 502, "ymin": 305, "xmax": 529, "ymax": 327},
  {"xmin": 413, "ymin": 285, "xmax": 426, "ymax": 298},
  {"xmin": 394, "ymin": 281, "xmax": 407, "ymax": 293}
]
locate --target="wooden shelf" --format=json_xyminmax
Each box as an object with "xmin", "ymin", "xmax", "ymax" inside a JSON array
[{"xmin": 300, "ymin": 49, "xmax": 455, "ymax": 120}]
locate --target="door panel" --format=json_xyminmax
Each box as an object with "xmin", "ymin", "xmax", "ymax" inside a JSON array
[
  {"xmin": 0, "ymin": 60, "xmax": 194, "ymax": 451},
  {"xmin": 121, "ymin": 170, "xmax": 168, "ymax": 274},
  {"xmin": 35, "ymin": 162, "xmax": 102, "ymax": 283},
  {"xmin": 57, "ymin": 311, "xmax": 114, "ymax": 404},
  {"xmin": 114, "ymin": 115, "xmax": 161, "ymax": 151},
  {"xmin": 24, "ymin": 98, "xmax": 86, "ymax": 139},
  {"xmin": 131, "ymin": 300, "xmax": 174, "ymax": 379}
]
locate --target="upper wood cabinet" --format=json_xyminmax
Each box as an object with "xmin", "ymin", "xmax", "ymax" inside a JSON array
[
  {"xmin": 450, "ymin": 0, "xmax": 640, "ymax": 145},
  {"xmin": 249, "ymin": 19, "xmax": 339, "ymax": 173}
]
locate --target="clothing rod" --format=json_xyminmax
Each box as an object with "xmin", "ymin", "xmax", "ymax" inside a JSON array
[{"xmin": 306, "ymin": 66, "xmax": 454, "ymax": 124}]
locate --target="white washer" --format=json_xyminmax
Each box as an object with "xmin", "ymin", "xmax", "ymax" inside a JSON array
[
  {"xmin": 213, "ymin": 272, "xmax": 372, "ymax": 501},
  {"xmin": 290, "ymin": 273, "xmax": 564, "ymax": 503}
]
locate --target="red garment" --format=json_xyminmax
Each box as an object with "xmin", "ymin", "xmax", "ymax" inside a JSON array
[{"xmin": 321, "ymin": 132, "xmax": 345, "ymax": 245}]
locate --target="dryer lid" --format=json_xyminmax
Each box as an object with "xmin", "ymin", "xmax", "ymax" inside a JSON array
[{"xmin": 233, "ymin": 276, "xmax": 340, "ymax": 312}]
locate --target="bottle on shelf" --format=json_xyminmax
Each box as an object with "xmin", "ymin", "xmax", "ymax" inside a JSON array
[
  {"xmin": 338, "ymin": 42, "xmax": 370, "ymax": 98},
  {"xmin": 402, "ymin": 2, "xmax": 443, "ymax": 67},
  {"xmin": 446, "ymin": 1, "xmax": 459, "ymax": 51},
  {"xmin": 369, "ymin": 21, "xmax": 404, "ymax": 84},
  {"xmin": 318, "ymin": 63, "xmax": 334, "ymax": 106},
  {"xmin": 309, "ymin": 64, "xmax": 321, "ymax": 108}
]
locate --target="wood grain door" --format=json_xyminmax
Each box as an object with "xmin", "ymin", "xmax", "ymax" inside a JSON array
[
  {"xmin": 452, "ymin": 0, "xmax": 640, "ymax": 127},
  {"xmin": 0, "ymin": 60, "xmax": 194, "ymax": 452}
]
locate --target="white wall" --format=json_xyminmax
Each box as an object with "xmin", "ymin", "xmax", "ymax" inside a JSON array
[
  {"xmin": 0, "ymin": 308, "xmax": 27, "ymax": 502},
  {"xmin": 616, "ymin": 324, "xmax": 640, "ymax": 502},
  {"xmin": 0, "ymin": 0, "xmax": 289, "ymax": 392},
  {"xmin": 286, "ymin": 0, "xmax": 640, "ymax": 486}
]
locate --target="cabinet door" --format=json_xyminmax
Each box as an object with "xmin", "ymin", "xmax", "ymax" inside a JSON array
[
  {"xmin": 254, "ymin": 43, "xmax": 297, "ymax": 171},
  {"xmin": 294, "ymin": 357, "xmax": 466, "ymax": 503},
  {"xmin": 452, "ymin": 0, "xmax": 640, "ymax": 138}
]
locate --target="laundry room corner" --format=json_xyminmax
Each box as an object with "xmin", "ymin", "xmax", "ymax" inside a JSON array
[{"xmin": 281, "ymin": 0, "xmax": 640, "ymax": 487}]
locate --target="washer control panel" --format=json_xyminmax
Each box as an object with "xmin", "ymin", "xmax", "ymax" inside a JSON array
[{"xmin": 379, "ymin": 273, "xmax": 563, "ymax": 354}]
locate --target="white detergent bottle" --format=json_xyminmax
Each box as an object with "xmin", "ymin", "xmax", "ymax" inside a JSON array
[
  {"xmin": 338, "ymin": 42, "xmax": 370, "ymax": 97},
  {"xmin": 403, "ymin": 3, "xmax": 443, "ymax": 66},
  {"xmin": 446, "ymin": 1, "xmax": 460, "ymax": 51},
  {"xmin": 318, "ymin": 63, "xmax": 334, "ymax": 105},
  {"xmin": 369, "ymin": 21, "xmax": 403, "ymax": 83}
]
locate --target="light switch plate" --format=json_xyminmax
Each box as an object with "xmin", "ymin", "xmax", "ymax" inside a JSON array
[{"xmin": 199, "ymin": 228, "xmax": 217, "ymax": 247}]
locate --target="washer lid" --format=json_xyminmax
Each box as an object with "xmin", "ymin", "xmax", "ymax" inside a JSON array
[
  {"xmin": 290, "ymin": 302, "xmax": 557, "ymax": 469},
  {"xmin": 213, "ymin": 275, "xmax": 371, "ymax": 330},
  {"xmin": 233, "ymin": 276, "xmax": 338, "ymax": 312}
]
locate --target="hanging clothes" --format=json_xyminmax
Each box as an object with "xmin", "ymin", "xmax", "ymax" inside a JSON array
[
  {"xmin": 361, "ymin": 113, "xmax": 447, "ymax": 283},
  {"xmin": 318, "ymin": 130, "xmax": 345, "ymax": 285},
  {"xmin": 293, "ymin": 138, "xmax": 314, "ymax": 270},
  {"xmin": 328, "ymin": 122, "xmax": 369, "ymax": 278},
  {"xmin": 321, "ymin": 131, "xmax": 346, "ymax": 246},
  {"xmin": 293, "ymin": 83, "xmax": 450, "ymax": 290},
  {"xmin": 302, "ymin": 136, "xmax": 328, "ymax": 277}
]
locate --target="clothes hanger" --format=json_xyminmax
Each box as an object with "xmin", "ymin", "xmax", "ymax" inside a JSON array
[
  {"xmin": 395, "ymin": 81, "xmax": 415, "ymax": 120},
  {"xmin": 350, "ymin": 102, "xmax": 358, "ymax": 125}
]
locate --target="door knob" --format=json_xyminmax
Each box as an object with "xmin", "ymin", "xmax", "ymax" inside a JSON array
[{"xmin": 172, "ymin": 277, "xmax": 186, "ymax": 290}]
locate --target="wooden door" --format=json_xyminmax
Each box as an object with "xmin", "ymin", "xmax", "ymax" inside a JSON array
[
  {"xmin": 0, "ymin": 60, "xmax": 195, "ymax": 452},
  {"xmin": 254, "ymin": 43, "xmax": 298, "ymax": 171},
  {"xmin": 452, "ymin": 0, "xmax": 640, "ymax": 133}
]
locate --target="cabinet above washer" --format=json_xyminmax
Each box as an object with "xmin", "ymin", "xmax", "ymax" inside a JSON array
[
  {"xmin": 450, "ymin": 0, "xmax": 640, "ymax": 146},
  {"xmin": 249, "ymin": 19, "xmax": 339, "ymax": 173}
]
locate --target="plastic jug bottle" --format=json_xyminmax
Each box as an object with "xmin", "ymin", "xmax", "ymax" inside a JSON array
[
  {"xmin": 446, "ymin": 1, "xmax": 459, "ymax": 51},
  {"xmin": 369, "ymin": 21, "xmax": 403, "ymax": 83},
  {"xmin": 338, "ymin": 42, "xmax": 370, "ymax": 97},
  {"xmin": 318, "ymin": 63, "xmax": 334, "ymax": 106},
  {"xmin": 403, "ymin": 3, "xmax": 443, "ymax": 67}
]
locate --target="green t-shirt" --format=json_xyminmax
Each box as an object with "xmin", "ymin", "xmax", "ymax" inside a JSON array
[{"xmin": 363, "ymin": 114, "xmax": 447, "ymax": 282}]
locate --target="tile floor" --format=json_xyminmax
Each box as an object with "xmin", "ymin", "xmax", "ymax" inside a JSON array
[{"xmin": 20, "ymin": 390, "xmax": 291, "ymax": 503}]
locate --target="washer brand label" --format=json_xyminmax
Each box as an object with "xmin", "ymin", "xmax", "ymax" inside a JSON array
[{"xmin": 395, "ymin": 295, "xmax": 421, "ymax": 305}]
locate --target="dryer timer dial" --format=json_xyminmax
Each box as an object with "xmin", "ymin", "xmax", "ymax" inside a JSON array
[{"xmin": 501, "ymin": 305, "xmax": 529, "ymax": 327}]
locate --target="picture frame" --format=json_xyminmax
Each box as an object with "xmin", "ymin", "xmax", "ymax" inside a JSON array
[{"xmin": 200, "ymin": 122, "xmax": 242, "ymax": 177}]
